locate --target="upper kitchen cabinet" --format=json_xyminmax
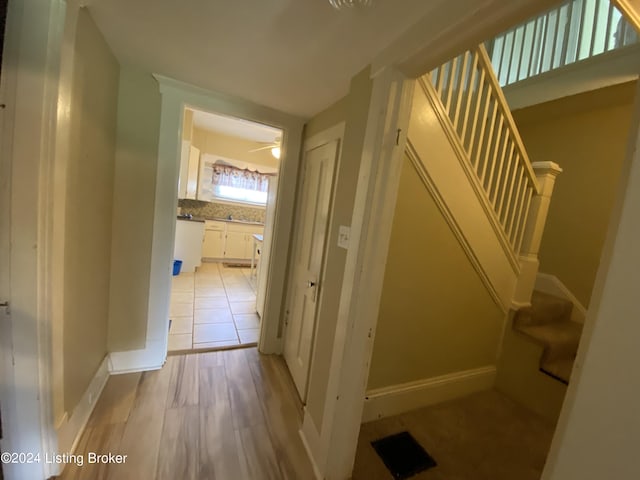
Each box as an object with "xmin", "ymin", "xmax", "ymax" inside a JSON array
[
  {"xmin": 178, "ymin": 109, "xmax": 200, "ymax": 200},
  {"xmin": 178, "ymin": 142, "xmax": 200, "ymax": 200}
]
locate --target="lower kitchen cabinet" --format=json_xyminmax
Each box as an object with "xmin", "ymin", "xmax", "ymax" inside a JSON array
[
  {"xmin": 224, "ymin": 231, "xmax": 248, "ymax": 259},
  {"xmin": 202, "ymin": 228, "xmax": 225, "ymax": 258},
  {"xmin": 202, "ymin": 220, "xmax": 263, "ymax": 261}
]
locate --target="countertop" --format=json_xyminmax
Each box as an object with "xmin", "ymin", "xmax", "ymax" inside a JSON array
[
  {"xmin": 176, "ymin": 215, "xmax": 204, "ymax": 223},
  {"xmin": 177, "ymin": 214, "xmax": 264, "ymax": 226}
]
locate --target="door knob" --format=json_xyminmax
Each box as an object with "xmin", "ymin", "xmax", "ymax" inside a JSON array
[{"xmin": 307, "ymin": 281, "xmax": 316, "ymax": 288}]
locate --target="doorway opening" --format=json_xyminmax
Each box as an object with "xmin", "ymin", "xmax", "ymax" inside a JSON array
[{"xmin": 168, "ymin": 107, "xmax": 283, "ymax": 353}]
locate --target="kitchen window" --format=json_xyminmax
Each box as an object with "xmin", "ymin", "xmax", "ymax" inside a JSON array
[{"xmin": 198, "ymin": 161, "xmax": 273, "ymax": 206}]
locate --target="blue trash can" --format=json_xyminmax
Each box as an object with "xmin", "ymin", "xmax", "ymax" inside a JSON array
[{"xmin": 173, "ymin": 260, "xmax": 183, "ymax": 276}]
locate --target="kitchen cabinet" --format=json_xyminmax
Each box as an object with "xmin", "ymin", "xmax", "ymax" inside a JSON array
[
  {"xmin": 201, "ymin": 220, "xmax": 264, "ymax": 261},
  {"xmin": 224, "ymin": 231, "xmax": 248, "ymax": 259},
  {"xmin": 178, "ymin": 141, "xmax": 200, "ymax": 200},
  {"xmin": 202, "ymin": 222, "xmax": 226, "ymax": 258},
  {"xmin": 174, "ymin": 219, "xmax": 205, "ymax": 272},
  {"xmin": 225, "ymin": 223, "xmax": 264, "ymax": 260}
]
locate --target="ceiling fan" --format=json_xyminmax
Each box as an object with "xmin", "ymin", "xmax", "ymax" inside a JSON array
[{"xmin": 249, "ymin": 137, "xmax": 282, "ymax": 159}]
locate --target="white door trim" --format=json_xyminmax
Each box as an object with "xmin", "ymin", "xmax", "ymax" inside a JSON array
[
  {"xmin": 145, "ymin": 75, "xmax": 304, "ymax": 367},
  {"xmin": 0, "ymin": 0, "xmax": 65, "ymax": 479},
  {"xmin": 301, "ymin": 67, "xmax": 415, "ymax": 479},
  {"xmin": 304, "ymin": 122, "xmax": 346, "ymax": 152}
]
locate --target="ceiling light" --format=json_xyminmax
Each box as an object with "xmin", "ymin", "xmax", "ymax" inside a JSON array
[
  {"xmin": 271, "ymin": 147, "xmax": 281, "ymax": 159},
  {"xmin": 329, "ymin": 0, "xmax": 373, "ymax": 10}
]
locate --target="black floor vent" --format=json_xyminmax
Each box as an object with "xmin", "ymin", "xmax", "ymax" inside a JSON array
[{"xmin": 371, "ymin": 431, "xmax": 437, "ymax": 479}]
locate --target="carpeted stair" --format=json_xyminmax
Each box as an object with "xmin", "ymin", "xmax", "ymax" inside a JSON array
[{"xmin": 513, "ymin": 291, "xmax": 583, "ymax": 384}]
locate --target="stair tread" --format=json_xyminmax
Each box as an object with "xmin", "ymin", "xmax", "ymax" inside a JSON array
[
  {"xmin": 516, "ymin": 321, "xmax": 583, "ymax": 349},
  {"xmin": 529, "ymin": 290, "xmax": 574, "ymax": 324},
  {"xmin": 513, "ymin": 317, "xmax": 583, "ymax": 384},
  {"xmin": 531, "ymin": 290, "xmax": 571, "ymax": 306},
  {"xmin": 541, "ymin": 356, "xmax": 576, "ymax": 384}
]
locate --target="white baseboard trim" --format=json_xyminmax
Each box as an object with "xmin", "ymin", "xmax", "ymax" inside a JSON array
[
  {"xmin": 56, "ymin": 355, "xmax": 110, "ymax": 465},
  {"xmin": 299, "ymin": 423, "xmax": 323, "ymax": 480},
  {"xmin": 535, "ymin": 273, "xmax": 587, "ymax": 324},
  {"xmin": 108, "ymin": 339, "xmax": 167, "ymax": 374},
  {"xmin": 362, "ymin": 366, "xmax": 496, "ymax": 423}
]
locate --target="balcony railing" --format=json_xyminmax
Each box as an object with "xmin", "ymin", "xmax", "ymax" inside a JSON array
[{"xmin": 489, "ymin": 0, "xmax": 638, "ymax": 87}]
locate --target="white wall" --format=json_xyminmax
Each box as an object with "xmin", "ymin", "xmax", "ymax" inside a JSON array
[
  {"xmin": 542, "ymin": 80, "xmax": 640, "ymax": 480},
  {"xmin": 108, "ymin": 67, "xmax": 161, "ymax": 353}
]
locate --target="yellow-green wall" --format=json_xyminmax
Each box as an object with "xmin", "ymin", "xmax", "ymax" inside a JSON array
[
  {"xmin": 63, "ymin": 9, "xmax": 119, "ymax": 413},
  {"xmin": 367, "ymin": 154, "xmax": 504, "ymax": 390},
  {"xmin": 304, "ymin": 95, "xmax": 349, "ymax": 138},
  {"xmin": 303, "ymin": 67, "xmax": 373, "ymax": 430},
  {"xmin": 513, "ymin": 82, "xmax": 636, "ymax": 307},
  {"xmin": 107, "ymin": 67, "xmax": 161, "ymax": 352}
]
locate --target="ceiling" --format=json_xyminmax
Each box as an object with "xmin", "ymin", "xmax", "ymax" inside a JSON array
[
  {"xmin": 190, "ymin": 108, "xmax": 282, "ymax": 143},
  {"xmin": 87, "ymin": 0, "xmax": 439, "ymax": 118}
]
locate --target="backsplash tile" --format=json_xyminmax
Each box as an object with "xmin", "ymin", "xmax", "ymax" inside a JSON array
[{"xmin": 179, "ymin": 199, "xmax": 265, "ymax": 223}]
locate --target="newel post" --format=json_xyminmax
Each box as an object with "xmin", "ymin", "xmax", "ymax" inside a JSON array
[{"xmin": 512, "ymin": 161, "xmax": 563, "ymax": 308}]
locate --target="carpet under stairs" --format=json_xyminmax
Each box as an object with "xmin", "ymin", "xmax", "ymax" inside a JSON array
[{"xmin": 513, "ymin": 291, "xmax": 583, "ymax": 384}]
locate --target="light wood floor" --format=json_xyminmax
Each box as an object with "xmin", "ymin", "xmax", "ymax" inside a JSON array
[{"xmin": 58, "ymin": 348, "xmax": 314, "ymax": 480}]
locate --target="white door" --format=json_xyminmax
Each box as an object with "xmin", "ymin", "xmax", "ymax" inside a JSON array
[{"xmin": 284, "ymin": 139, "xmax": 338, "ymax": 400}]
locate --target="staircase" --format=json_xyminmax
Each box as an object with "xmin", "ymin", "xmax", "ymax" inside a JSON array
[
  {"xmin": 513, "ymin": 291, "xmax": 583, "ymax": 384},
  {"xmin": 406, "ymin": 43, "xmax": 579, "ymax": 419},
  {"xmin": 408, "ymin": 44, "xmax": 561, "ymax": 311}
]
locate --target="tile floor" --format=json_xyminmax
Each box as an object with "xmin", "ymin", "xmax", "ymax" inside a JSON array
[{"xmin": 168, "ymin": 262, "xmax": 260, "ymax": 351}]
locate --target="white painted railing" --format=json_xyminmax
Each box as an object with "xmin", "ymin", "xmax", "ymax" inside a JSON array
[
  {"xmin": 428, "ymin": 45, "xmax": 541, "ymax": 256},
  {"xmin": 489, "ymin": 0, "xmax": 638, "ymax": 86}
]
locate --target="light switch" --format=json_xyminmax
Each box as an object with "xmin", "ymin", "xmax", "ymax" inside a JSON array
[{"xmin": 338, "ymin": 225, "xmax": 350, "ymax": 250}]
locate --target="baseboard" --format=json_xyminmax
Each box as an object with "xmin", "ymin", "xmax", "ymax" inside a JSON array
[
  {"xmin": 108, "ymin": 339, "xmax": 167, "ymax": 374},
  {"xmin": 56, "ymin": 355, "xmax": 110, "ymax": 469},
  {"xmin": 535, "ymin": 273, "xmax": 587, "ymax": 324},
  {"xmin": 362, "ymin": 366, "xmax": 496, "ymax": 423},
  {"xmin": 299, "ymin": 418, "xmax": 323, "ymax": 480}
]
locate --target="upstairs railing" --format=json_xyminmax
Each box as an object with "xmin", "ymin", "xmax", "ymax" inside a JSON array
[
  {"xmin": 426, "ymin": 45, "xmax": 541, "ymax": 256},
  {"xmin": 489, "ymin": 0, "xmax": 638, "ymax": 87}
]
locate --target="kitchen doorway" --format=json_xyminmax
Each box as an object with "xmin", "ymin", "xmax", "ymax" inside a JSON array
[{"xmin": 168, "ymin": 107, "xmax": 283, "ymax": 353}]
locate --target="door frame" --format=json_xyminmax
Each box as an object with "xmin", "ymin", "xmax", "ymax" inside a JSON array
[
  {"xmin": 283, "ymin": 122, "xmax": 345, "ymax": 401},
  {"xmin": 142, "ymin": 75, "xmax": 304, "ymax": 368},
  {"xmin": 0, "ymin": 0, "xmax": 65, "ymax": 479},
  {"xmin": 301, "ymin": 1, "xmax": 573, "ymax": 478}
]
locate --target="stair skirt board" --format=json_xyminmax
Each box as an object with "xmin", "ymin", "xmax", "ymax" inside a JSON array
[
  {"xmin": 535, "ymin": 273, "xmax": 587, "ymax": 324},
  {"xmin": 362, "ymin": 366, "xmax": 496, "ymax": 423},
  {"xmin": 408, "ymin": 80, "xmax": 520, "ymax": 312}
]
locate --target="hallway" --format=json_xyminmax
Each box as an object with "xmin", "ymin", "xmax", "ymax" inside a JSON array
[{"xmin": 58, "ymin": 348, "xmax": 314, "ymax": 480}]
